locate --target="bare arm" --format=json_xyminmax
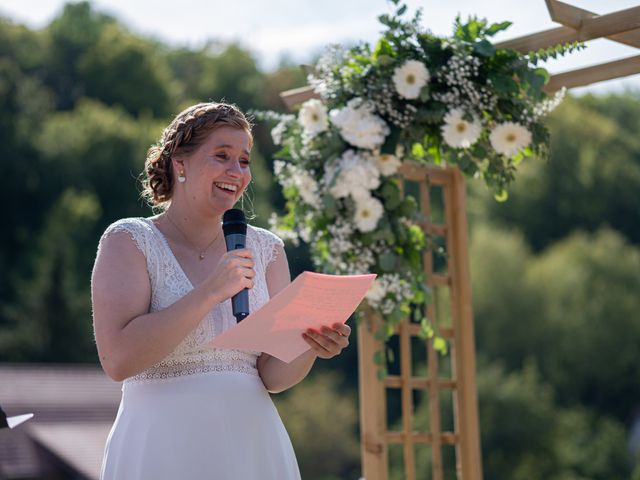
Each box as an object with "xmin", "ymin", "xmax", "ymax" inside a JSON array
[
  {"xmin": 92, "ymin": 231, "xmax": 254, "ymax": 381},
  {"xmin": 257, "ymin": 244, "xmax": 350, "ymax": 393}
]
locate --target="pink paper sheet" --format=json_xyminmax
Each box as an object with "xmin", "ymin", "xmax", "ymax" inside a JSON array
[{"xmin": 209, "ymin": 271, "xmax": 376, "ymax": 363}]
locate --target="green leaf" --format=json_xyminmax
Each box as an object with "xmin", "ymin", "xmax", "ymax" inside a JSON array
[
  {"xmin": 373, "ymin": 349, "xmax": 385, "ymax": 365},
  {"xmin": 378, "ymin": 251, "xmax": 398, "ymax": 272},
  {"xmin": 489, "ymin": 74, "xmax": 519, "ymax": 95},
  {"xmin": 486, "ymin": 21, "xmax": 512, "ymax": 37},
  {"xmin": 322, "ymin": 195, "xmax": 337, "ymax": 217},
  {"xmin": 474, "ymin": 39, "xmax": 496, "ymax": 57},
  {"xmin": 376, "ymin": 54, "xmax": 394, "ymax": 66},
  {"xmin": 373, "ymin": 38, "xmax": 394, "ymax": 61},
  {"xmin": 420, "ymin": 317, "xmax": 434, "ymax": 338},
  {"xmin": 381, "ymin": 182, "xmax": 402, "ymax": 209},
  {"xmin": 411, "ymin": 142, "xmax": 425, "ymax": 158},
  {"xmin": 427, "ymin": 143, "xmax": 442, "ymax": 165},
  {"xmin": 433, "ymin": 336, "xmax": 448, "ymax": 355},
  {"xmin": 419, "ymin": 85, "xmax": 431, "ymax": 102},
  {"xmin": 534, "ymin": 67, "xmax": 550, "ymax": 84},
  {"xmin": 378, "ymin": 14, "xmax": 393, "ymax": 27},
  {"xmin": 376, "ymin": 367, "xmax": 388, "ymax": 381},
  {"xmin": 512, "ymin": 151, "xmax": 524, "ymax": 165},
  {"xmin": 494, "ymin": 189, "xmax": 509, "ymax": 202},
  {"xmin": 396, "ymin": 4, "xmax": 407, "ymax": 16},
  {"xmin": 386, "ymin": 347, "xmax": 395, "ymax": 363}
]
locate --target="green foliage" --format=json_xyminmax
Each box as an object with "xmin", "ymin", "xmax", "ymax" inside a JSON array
[
  {"xmin": 472, "ymin": 94, "xmax": 640, "ymax": 250},
  {"xmin": 527, "ymin": 41, "xmax": 586, "ymax": 66},
  {"xmin": 471, "ymin": 223, "xmax": 640, "ymax": 423},
  {"xmin": 77, "ymin": 23, "xmax": 175, "ymax": 117},
  {"xmin": 0, "ymin": 189, "xmax": 101, "ymax": 362},
  {"xmin": 475, "ymin": 361, "xmax": 631, "ymax": 480}
]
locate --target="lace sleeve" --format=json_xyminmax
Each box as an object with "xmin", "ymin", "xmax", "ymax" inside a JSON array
[
  {"xmin": 98, "ymin": 218, "xmax": 149, "ymax": 257},
  {"xmin": 249, "ymin": 225, "xmax": 285, "ymax": 271}
]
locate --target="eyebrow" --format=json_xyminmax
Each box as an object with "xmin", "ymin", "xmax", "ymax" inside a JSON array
[{"xmin": 215, "ymin": 144, "xmax": 251, "ymax": 157}]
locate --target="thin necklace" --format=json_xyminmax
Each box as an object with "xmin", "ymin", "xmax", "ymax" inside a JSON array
[{"xmin": 165, "ymin": 212, "xmax": 221, "ymax": 261}]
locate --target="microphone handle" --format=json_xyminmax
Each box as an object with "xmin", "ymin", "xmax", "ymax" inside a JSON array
[{"xmin": 225, "ymin": 233, "xmax": 249, "ymax": 322}]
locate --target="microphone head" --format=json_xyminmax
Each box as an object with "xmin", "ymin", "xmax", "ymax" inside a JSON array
[{"xmin": 222, "ymin": 209, "xmax": 247, "ymax": 236}]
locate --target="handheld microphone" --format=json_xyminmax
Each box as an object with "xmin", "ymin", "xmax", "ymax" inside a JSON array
[{"xmin": 222, "ymin": 209, "xmax": 249, "ymax": 322}]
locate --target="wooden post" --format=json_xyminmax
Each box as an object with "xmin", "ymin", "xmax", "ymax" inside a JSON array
[
  {"xmin": 358, "ymin": 314, "xmax": 388, "ymax": 480},
  {"xmin": 444, "ymin": 169, "xmax": 483, "ymax": 479}
]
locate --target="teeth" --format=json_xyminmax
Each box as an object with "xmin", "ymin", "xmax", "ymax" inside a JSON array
[{"xmin": 215, "ymin": 182, "xmax": 238, "ymax": 192}]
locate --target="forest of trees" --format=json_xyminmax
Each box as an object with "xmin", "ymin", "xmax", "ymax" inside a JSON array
[{"xmin": 1, "ymin": 3, "xmax": 639, "ymax": 479}]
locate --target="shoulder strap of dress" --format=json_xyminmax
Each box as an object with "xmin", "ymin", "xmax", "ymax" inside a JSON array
[
  {"xmin": 248, "ymin": 225, "xmax": 285, "ymax": 271},
  {"xmin": 99, "ymin": 217, "xmax": 154, "ymax": 257}
]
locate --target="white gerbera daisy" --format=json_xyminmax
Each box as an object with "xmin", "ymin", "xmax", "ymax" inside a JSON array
[
  {"xmin": 392, "ymin": 60, "xmax": 430, "ymax": 100},
  {"xmin": 298, "ymin": 98, "xmax": 328, "ymax": 137},
  {"xmin": 441, "ymin": 109, "xmax": 482, "ymax": 148},
  {"xmin": 354, "ymin": 196, "xmax": 384, "ymax": 232},
  {"xmin": 489, "ymin": 122, "xmax": 532, "ymax": 158},
  {"xmin": 374, "ymin": 153, "xmax": 402, "ymax": 176}
]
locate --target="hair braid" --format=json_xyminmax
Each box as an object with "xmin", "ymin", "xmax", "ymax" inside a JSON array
[{"xmin": 141, "ymin": 102, "xmax": 253, "ymax": 210}]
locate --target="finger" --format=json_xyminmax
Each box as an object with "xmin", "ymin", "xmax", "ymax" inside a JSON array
[
  {"xmin": 229, "ymin": 248, "xmax": 253, "ymax": 258},
  {"xmin": 302, "ymin": 332, "xmax": 333, "ymax": 356},
  {"xmin": 332, "ymin": 323, "xmax": 351, "ymax": 338},
  {"xmin": 320, "ymin": 326, "xmax": 349, "ymax": 347},
  {"xmin": 237, "ymin": 265, "xmax": 256, "ymax": 278},
  {"xmin": 229, "ymin": 256, "xmax": 254, "ymax": 268},
  {"xmin": 306, "ymin": 329, "xmax": 340, "ymax": 352}
]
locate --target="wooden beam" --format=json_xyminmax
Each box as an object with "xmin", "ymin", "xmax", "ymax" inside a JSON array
[
  {"xmin": 279, "ymin": 85, "xmax": 318, "ymax": 110},
  {"xmin": 545, "ymin": 54, "xmax": 640, "ymax": 92},
  {"xmin": 546, "ymin": 0, "xmax": 640, "ymax": 49},
  {"xmin": 497, "ymin": 5, "xmax": 640, "ymax": 53}
]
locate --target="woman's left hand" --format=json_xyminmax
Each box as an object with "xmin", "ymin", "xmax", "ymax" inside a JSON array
[{"xmin": 302, "ymin": 323, "xmax": 351, "ymax": 359}]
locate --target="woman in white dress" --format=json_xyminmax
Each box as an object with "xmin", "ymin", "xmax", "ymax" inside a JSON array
[{"xmin": 92, "ymin": 102, "xmax": 351, "ymax": 479}]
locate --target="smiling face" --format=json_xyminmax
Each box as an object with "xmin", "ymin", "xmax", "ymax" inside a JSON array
[{"xmin": 172, "ymin": 126, "xmax": 252, "ymax": 216}]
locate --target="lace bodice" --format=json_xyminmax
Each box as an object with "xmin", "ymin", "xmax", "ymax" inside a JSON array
[{"xmin": 99, "ymin": 217, "xmax": 284, "ymax": 384}]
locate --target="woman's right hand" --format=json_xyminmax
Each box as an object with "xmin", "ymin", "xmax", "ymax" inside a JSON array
[{"xmin": 206, "ymin": 248, "xmax": 255, "ymax": 302}]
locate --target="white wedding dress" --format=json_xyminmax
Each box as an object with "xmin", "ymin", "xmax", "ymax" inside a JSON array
[{"xmin": 99, "ymin": 217, "xmax": 301, "ymax": 480}]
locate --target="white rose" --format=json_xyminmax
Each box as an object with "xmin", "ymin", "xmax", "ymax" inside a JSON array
[{"xmin": 329, "ymin": 98, "xmax": 389, "ymax": 150}]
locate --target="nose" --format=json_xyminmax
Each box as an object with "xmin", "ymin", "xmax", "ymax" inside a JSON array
[{"xmin": 226, "ymin": 159, "xmax": 243, "ymax": 177}]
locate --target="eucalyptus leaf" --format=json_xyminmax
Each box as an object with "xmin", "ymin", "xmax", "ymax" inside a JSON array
[
  {"xmin": 474, "ymin": 39, "xmax": 496, "ymax": 57},
  {"xmin": 378, "ymin": 251, "xmax": 398, "ymax": 271}
]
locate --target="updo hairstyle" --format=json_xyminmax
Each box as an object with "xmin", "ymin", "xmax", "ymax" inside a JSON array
[{"xmin": 142, "ymin": 102, "xmax": 253, "ymax": 209}]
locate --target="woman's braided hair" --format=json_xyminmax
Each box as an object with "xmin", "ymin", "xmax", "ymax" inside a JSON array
[{"xmin": 141, "ymin": 102, "xmax": 253, "ymax": 209}]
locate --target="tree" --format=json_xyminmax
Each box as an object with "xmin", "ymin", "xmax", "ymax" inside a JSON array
[
  {"xmin": 470, "ymin": 94, "xmax": 640, "ymax": 251},
  {"xmin": 0, "ymin": 189, "xmax": 101, "ymax": 362}
]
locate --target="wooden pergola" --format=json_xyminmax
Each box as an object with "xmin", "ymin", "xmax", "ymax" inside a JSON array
[{"xmin": 280, "ymin": 2, "xmax": 640, "ymax": 479}]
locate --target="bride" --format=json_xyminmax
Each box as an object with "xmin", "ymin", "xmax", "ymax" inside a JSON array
[{"xmin": 92, "ymin": 101, "xmax": 351, "ymax": 479}]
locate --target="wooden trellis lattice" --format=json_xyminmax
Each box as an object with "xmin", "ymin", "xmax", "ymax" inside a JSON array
[
  {"xmin": 280, "ymin": 2, "xmax": 640, "ymax": 478},
  {"xmin": 357, "ymin": 164, "xmax": 481, "ymax": 480}
]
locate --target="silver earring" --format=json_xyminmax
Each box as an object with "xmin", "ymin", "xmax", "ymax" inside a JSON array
[{"xmin": 178, "ymin": 170, "xmax": 186, "ymax": 183}]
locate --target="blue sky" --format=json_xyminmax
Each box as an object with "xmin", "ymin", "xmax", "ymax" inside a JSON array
[{"xmin": 2, "ymin": 0, "xmax": 639, "ymax": 94}]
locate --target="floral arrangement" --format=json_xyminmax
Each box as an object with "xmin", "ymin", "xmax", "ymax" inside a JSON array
[{"xmin": 259, "ymin": 1, "xmax": 581, "ymax": 373}]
